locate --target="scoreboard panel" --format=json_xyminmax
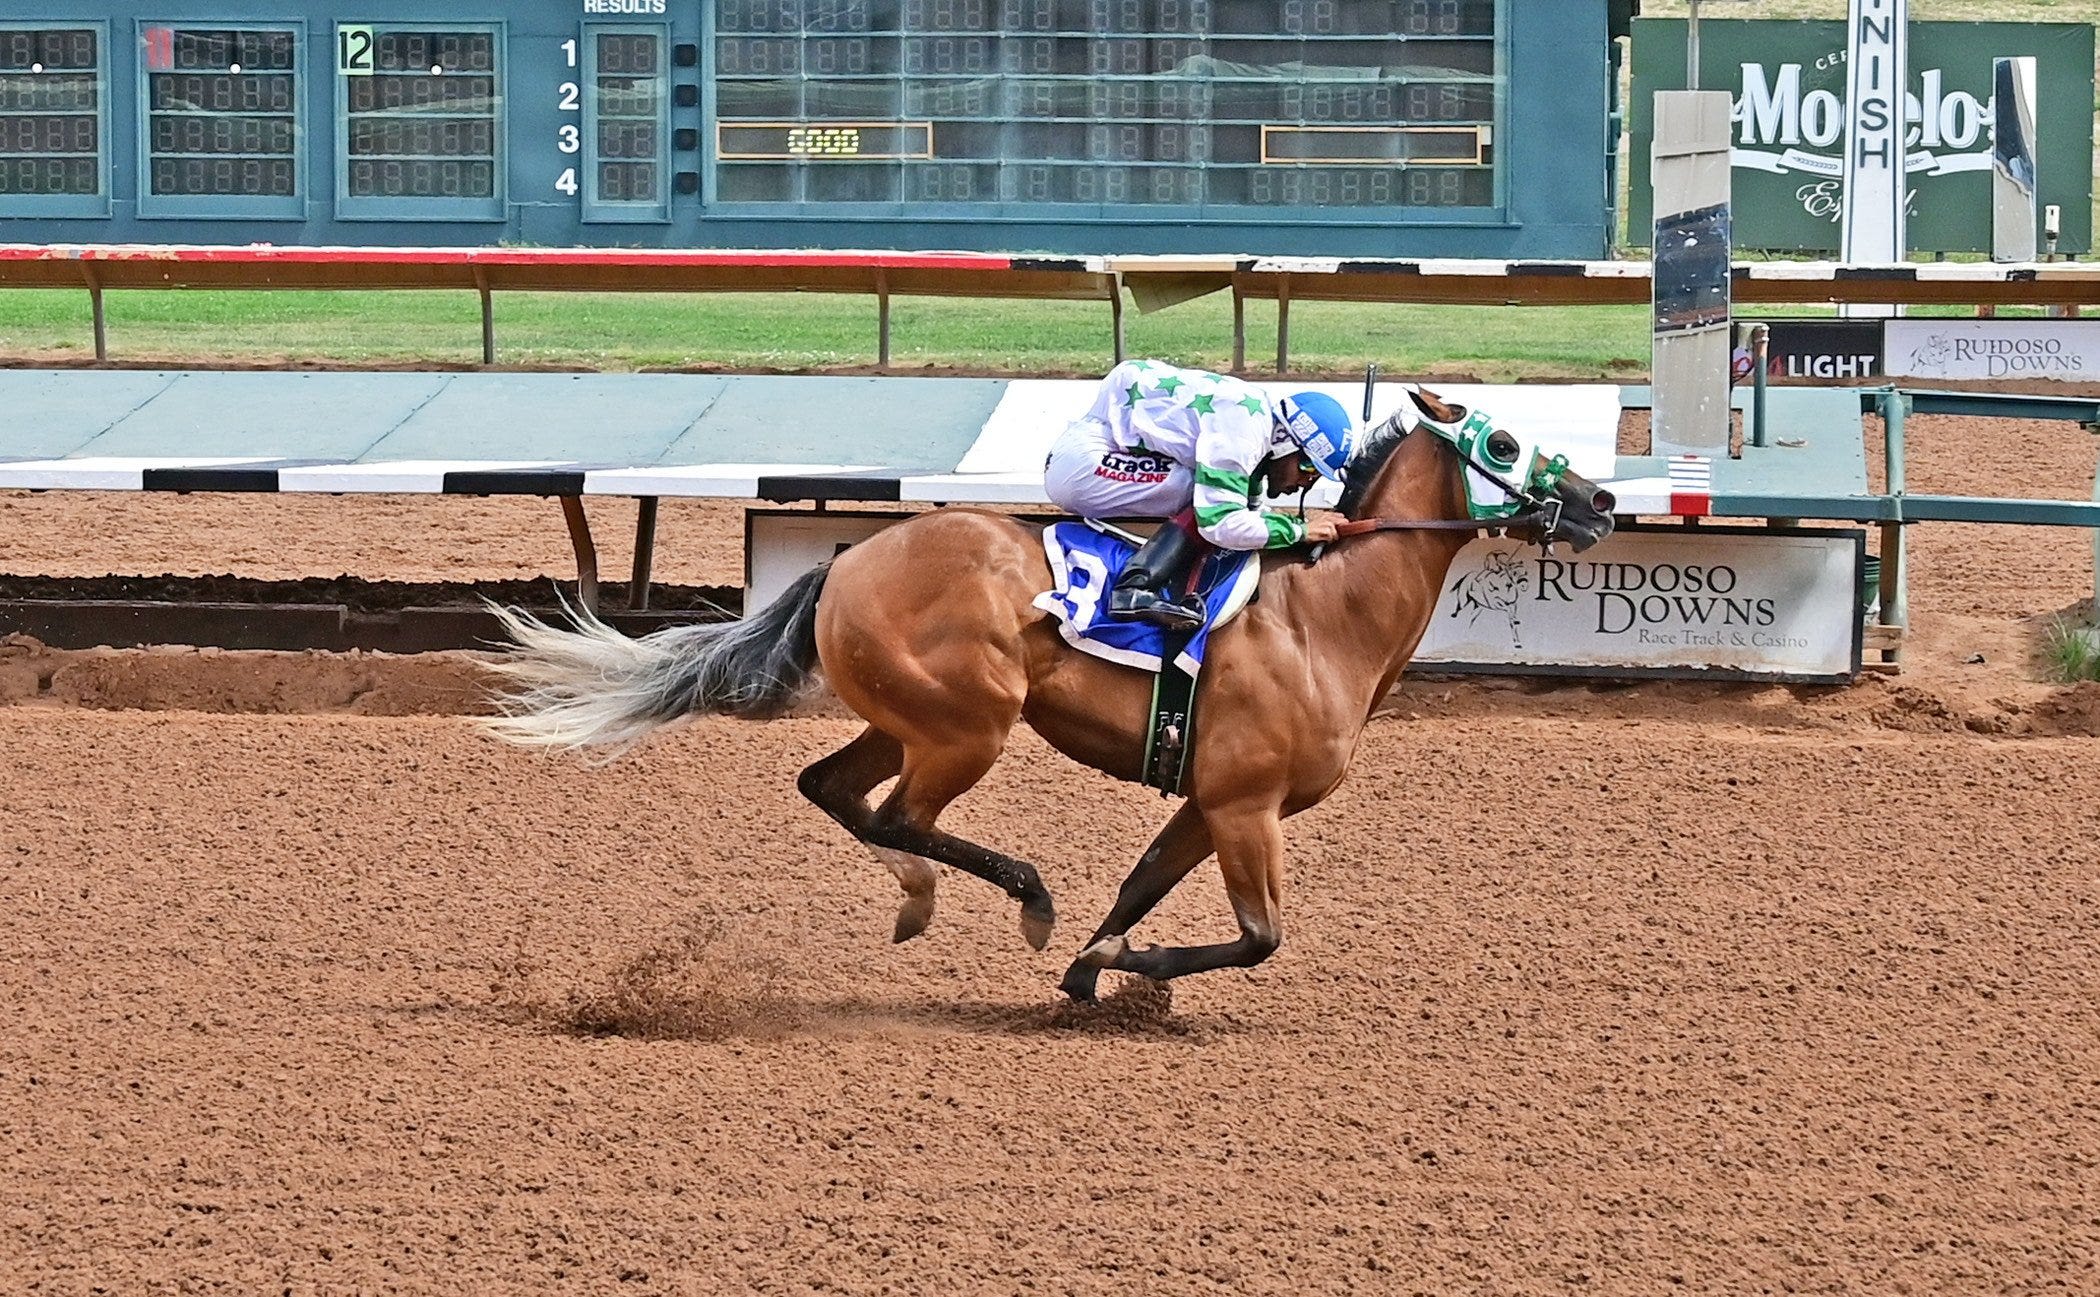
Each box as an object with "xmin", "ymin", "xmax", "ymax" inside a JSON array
[
  {"xmin": 0, "ymin": 22, "xmax": 107, "ymax": 216},
  {"xmin": 709, "ymin": 0, "xmax": 1500, "ymax": 211},
  {"xmin": 0, "ymin": 1, "xmax": 1626, "ymax": 259},
  {"xmin": 336, "ymin": 24, "xmax": 505, "ymax": 219},
  {"xmin": 139, "ymin": 24, "xmax": 301, "ymax": 217}
]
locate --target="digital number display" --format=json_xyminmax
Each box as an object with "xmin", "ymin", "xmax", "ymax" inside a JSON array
[
  {"xmin": 340, "ymin": 26, "xmax": 500, "ymax": 200},
  {"xmin": 0, "ymin": 27, "xmax": 100, "ymax": 197},
  {"xmin": 711, "ymin": 0, "xmax": 1499, "ymax": 208},
  {"xmin": 589, "ymin": 30, "xmax": 666, "ymax": 209},
  {"xmin": 143, "ymin": 27, "xmax": 298, "ymax": 198}
]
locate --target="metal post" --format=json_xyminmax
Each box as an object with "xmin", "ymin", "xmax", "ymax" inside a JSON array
[
  {"xmin": 1882, "ymin": 389, "xmax": 1906, "ymax": 500},
  {"xmin": 1877, "ymin": 389, "xmax": 1909, "ymax": 664},
  {"xmin": 1109, "ymin": 272, "xmax": 1125, "ymax": 364},
  {"xmin": 1687, "ymin": 0, "xmax": 1702, "ymax": 91},
  {"xmin": 2091, "ymin": 437, "xmax": 2100, "ymax": 612},
  {"xmin": 1231, "ymin": 282, "xmax": 1247, "ymax": 374},
  {"xmin": 1275, "ymin": 279, "xmax": 1292, "ymax": 375},
  {"xmin": 474, "ymin": 268, "xmax": 495, "ymax": 365},
  {"xmin": 876, "ymin": 270, "xmax": 891, "ymax": 370},
  {"xmin": 1751, "ymin": 322, "xmax": 1769, "ymax": 448},
  {"xmin": 85, "ymin": 268, "xmax": 106, "ymax": 363},
  {"xmin": 628, "ymin": 495, "xmax": 659, "ymax": 611},
  {"xmin": 873, "ymin": 283, "xmax": 890, "ymax": 369},
  {"xmin": 559, "ymin": 495, "xmax": 601, "ymax": 615}
]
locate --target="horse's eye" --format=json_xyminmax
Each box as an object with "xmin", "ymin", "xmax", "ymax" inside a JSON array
[{"xmin": 1485, "ymin": 430, "xmax": 1520, "ymax": 465}]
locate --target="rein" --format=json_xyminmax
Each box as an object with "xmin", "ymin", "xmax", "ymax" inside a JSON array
[{"xmin": 1330, "ymin": 509, "xmax": 1552, "ymax": 539}]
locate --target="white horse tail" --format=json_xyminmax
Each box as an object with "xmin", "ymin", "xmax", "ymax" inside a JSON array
[{"xmin": 480, "ymin": 563, "xmax": 830, "ymax": 756}]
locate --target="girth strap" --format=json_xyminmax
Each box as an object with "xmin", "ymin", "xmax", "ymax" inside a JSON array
[{"xmin": 1140, "ymin": 630, "xmax": 1199, "ymax": 798}]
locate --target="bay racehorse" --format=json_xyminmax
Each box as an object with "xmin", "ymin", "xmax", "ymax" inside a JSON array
[{"xmin": 483, "ymin": 388, "xmax": 1616, "ymax": 999}]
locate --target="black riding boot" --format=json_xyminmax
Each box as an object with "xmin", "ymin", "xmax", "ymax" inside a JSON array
[{"xmin": 1108, "ymin": 515, "xmax": 1209, "ymax": 633}]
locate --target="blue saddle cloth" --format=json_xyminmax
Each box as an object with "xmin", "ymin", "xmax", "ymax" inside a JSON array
[{"xmin": 1032, "ymin": 521, "xmax": 1263, "ymax": 677}]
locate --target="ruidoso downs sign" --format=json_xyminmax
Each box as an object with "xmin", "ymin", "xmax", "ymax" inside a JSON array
[
  {"xmin": 1414, "ymin": 527, "xmax": 1865, "ymax": 683},
  {"xmin": 1630, "ymin": 19, "xmax": 2094, "ymax": 254},
  {"xmin": 1886, "ymin": 319, "xmax": 2100, "ymax": 381}
]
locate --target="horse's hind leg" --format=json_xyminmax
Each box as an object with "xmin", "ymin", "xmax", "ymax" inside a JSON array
[
  {"xmin": 862, "ymin": 737, "xmax": 1058, "ymax": 951},
  {"xmin": 798, "ymin": 728, "xmax": 943, "ymax": 943},
  {"xmin": 1059, "ymin": 803, "xmax": 1213, "ymax": 1002}
]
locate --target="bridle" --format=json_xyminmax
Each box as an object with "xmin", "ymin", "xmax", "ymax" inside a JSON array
[{"xmin": 1313, "ymin": 417, "xmax": 1569, "ymax": 546}]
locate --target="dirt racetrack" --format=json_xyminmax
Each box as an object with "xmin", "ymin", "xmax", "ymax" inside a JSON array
[{"xmin": 4, "ymin": 404, "xmax": 2100, "ymax": 1294}]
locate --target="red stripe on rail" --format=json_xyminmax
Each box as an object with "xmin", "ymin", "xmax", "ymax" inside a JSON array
[{"xmin": 0, "ymin": 245, "xmax": 1031, "ymax": 272}]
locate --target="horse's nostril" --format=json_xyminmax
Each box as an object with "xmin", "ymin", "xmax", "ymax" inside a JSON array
[{"xmin": 1591, "ymin": 490, "xmax": 1617, "ymax": 514}]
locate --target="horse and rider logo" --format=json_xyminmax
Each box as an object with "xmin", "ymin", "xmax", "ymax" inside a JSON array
[
  {"xmin": 1446, "ymin": 550, "xmax": 1531, "ymax": 648},
  {"xmin": 1906, "ymin": 332, "xmax": 1955, "ymax": 374}
]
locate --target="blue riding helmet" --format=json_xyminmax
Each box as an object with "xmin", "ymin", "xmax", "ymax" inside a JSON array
[{"xmin": 1275, "ymin": 391, "xmax": 1357, "ymax": 481}]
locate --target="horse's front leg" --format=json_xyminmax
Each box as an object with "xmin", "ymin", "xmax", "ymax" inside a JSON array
[
  {"xmin": 1078, "ymin": 799, "xmax": 1283, "ymax": 986},
  {"xmin": 1060, "ymin": 803, "xmax": 1213, "ymax": 1001}
]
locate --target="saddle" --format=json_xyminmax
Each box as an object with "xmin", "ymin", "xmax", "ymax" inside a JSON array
[{"xmin": 1033, "ymin": 521, "xmax": 1261, "ymax": 796}]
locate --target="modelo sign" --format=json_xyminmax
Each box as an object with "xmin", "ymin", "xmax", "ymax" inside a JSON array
[
  {"xmin": 1630, "ymin": 19, "xmax": 2094, "ymax": 254},
  {"xmin": 1414, "ymin": 527, "xmax": 1864, "ymax": 683}
]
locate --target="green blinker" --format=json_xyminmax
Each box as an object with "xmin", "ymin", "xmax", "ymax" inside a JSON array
[{"xmin": 1420, "ymin": 405, "xmax": 1530, "ymax": 522}]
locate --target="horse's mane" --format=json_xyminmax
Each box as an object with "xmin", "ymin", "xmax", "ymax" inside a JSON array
[{"xmin": 1335, "ymin": 412, "xmax": 1415, "ymax": 518}]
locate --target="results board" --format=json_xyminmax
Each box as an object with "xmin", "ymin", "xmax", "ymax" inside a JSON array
[
  {"xmin": 0, "ymin": 2, "xmax": 1624, "ymax": 258},
  {"xmin": 710, "ymin": 0, "xmax": 1500, "ymax": 209}
]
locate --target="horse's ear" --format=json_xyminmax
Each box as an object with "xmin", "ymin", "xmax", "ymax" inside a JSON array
[{"xmin": 1408, "ymin": 386, "xmax": 1464, "ymax": 426}]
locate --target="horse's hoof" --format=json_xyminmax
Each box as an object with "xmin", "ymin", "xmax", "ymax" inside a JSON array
[
  {"xmin": 1058, "ymin": 964, "xmax": 1101, "ymax": 1002},
  {"xmin": 1077, "ymin": 934, "xmax": 1128, "ymax": 968},
  {"xmin": 892, "ymin": 893, "xmax": 935, "ymax": 943},
  {"xmin": 1019, "ymin": 902, "xmax": 1056, "ymax": 952}
]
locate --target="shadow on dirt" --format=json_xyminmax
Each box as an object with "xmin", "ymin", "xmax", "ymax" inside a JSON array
[
  {"xmin": 486, "ymin": 913, "xmax": 1214, "ymax": 1043},
  {"xmin": 807, "ymin": 977, "xmax": 1205, "ymax": 1041}
]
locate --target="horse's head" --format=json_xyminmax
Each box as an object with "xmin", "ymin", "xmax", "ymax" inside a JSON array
[{"xmin": 1401, "ymin": 387, "xmax": 1616, "ymax": 553}]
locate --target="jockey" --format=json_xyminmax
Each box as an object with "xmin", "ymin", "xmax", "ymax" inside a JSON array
[{"xmin": 1043, "ymin": 359, "xmax": 1356, "ymax": 632}]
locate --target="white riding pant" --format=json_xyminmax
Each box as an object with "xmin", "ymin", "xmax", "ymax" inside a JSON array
[{"xmin": 1043, "ymin": 418, "xmax": 1193, "ymax": 519}]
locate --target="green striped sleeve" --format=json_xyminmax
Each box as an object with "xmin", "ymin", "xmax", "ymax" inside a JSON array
[
  {"xmin": 1196, "ymin": 503, "xmax": 1307, "ymax": 548},
  {"xmin": 1262, "ymin": 512, "xmax": 1308, "ymax": 548},
  {"xmin": 1193, "ymin": 463, "xmax": 1253, "ymax": 496}
]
